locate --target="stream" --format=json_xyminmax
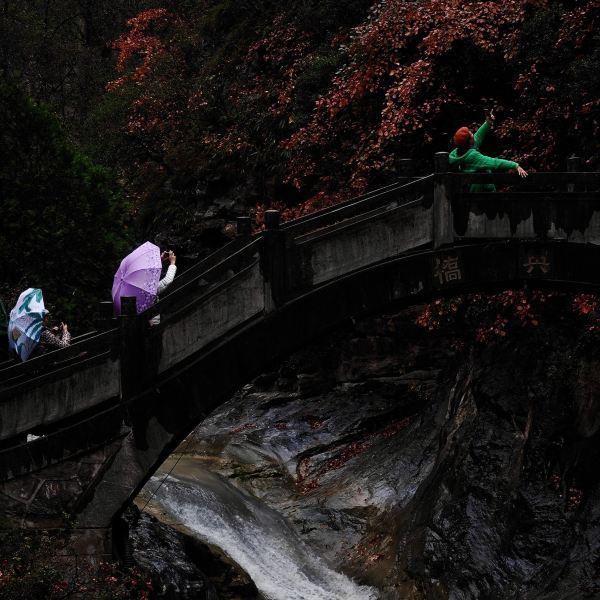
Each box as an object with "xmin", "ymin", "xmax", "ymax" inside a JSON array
[{"xmin": 142, "ymin": 462, "xmax": 377, "ymax": 600}]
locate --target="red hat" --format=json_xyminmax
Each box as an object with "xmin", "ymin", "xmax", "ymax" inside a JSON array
[{"xmin": 453, "ymin": 127, "xmax": 473, "ymax": 148}]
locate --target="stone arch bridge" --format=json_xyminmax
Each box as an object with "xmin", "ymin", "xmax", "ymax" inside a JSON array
[{"xmin": 0, "ymin": 154, "xmax": 599, "ymax": 557}]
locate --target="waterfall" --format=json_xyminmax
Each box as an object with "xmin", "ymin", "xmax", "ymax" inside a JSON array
[{"xmin": 143, "ymin": 468, "xmax": 378, "ymax": 600}]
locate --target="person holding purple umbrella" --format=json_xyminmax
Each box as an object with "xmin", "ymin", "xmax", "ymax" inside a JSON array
[
  {"xmin": 150, "ymin": 250, "xmax": 177, "ymax": 326},
  {"xmin": 112, "ymin": 241, "xmax": 177, "ymax": 320}
]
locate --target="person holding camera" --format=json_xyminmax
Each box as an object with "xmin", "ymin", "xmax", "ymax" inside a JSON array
[
  {"xmin": 449, "ymin": 109, "xmax": 528, "ymax": 192},
  {"xmin": 38, "ymin": 313, "xmax": 71, "ymax": 352},
  {"xmin": 149, "ymin": 250, "xmax": 177, "ymax": 326},
  {"xmin": 158, "ymin": 250, "xmax": 177, "ymax": 293}
]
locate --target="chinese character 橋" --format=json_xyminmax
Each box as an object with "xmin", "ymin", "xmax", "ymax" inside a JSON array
[{"xmin": 434, "ymin": 256, "xmax": 462, "ymax": 284}]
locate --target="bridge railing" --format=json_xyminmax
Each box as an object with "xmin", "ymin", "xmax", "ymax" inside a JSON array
[
  {"xmin": 145, "ymin": 237, "xmax": 262, "ymax": 322},
  {"xmin": 2, "ymin": 165, "xmax": 597, "ymax": 385},
  {"xmin": 430, "ymin": 153, "xmax": 600, "ymax": 246},
  {"xmin": 452, "ymin": 171, "xmax": 599, "ymax": 190},
  {"xmin": 0, "ymin": 329, "xmax": 117, "ymax": 392},
  {"xmin": 0, "ymin": 328, "xmax": 121, "ymax": 445},
  {"xmin": 160, "ymin": 235, "xmax": 258, "ymax": 296},
  {"xmin": 2, "ymin": 159, "xmax": 599, "ymax": 406},
  {"xmin": 0, "ymin": 400, "xmax": 124, "ymax": 480},
  {"xmin": 282, "ymin": 175, "xmax": 433, "ymax": 237}
]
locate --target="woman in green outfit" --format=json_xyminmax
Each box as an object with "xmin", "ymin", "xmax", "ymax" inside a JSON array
[{"xmin": 449, "ymin": 110, "xmax": 528, "ymax": 191}]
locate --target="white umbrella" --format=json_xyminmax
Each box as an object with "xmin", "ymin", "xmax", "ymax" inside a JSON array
[{"xmin": 8, "ymin": 288, "xmax": 47, "ymax": 361}]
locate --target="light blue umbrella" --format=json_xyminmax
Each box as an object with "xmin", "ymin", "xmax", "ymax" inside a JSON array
[{"xmin": 8, "ymin": 288, "xmax": 48, "ymax": 361}]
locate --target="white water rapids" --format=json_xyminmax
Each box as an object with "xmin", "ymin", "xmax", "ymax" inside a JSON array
[{"xmin": 143, "ymin": 468, "xmax": 378, "ymax": 600}]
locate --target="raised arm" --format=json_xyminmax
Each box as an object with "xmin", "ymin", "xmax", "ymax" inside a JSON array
[
  {"xmin": 40, "ymin": 325, "xmax": 71, "ymax": 349},
  {"xmin": 473, "ymin": 121, "xmax": 490, "ymax": 149},
  {"xmin": 157, "ymin": 252, "xmax": 177, "ymax": 294}
]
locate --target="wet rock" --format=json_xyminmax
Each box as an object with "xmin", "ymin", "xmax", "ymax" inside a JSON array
[
  {"xmin": 147, "ymin": 309, "xmax": 600, "ymax": 599},
  {"xmin": 126, "ymin": 505, "xmax": 260, "ymax": 599}
]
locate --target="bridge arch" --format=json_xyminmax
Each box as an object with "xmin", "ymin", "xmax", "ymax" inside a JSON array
[{"xmin": 0, "ymin": 160, "xmax": 599, "ymax": 555}]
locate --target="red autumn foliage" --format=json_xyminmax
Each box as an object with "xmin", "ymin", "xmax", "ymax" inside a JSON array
[
  {"xmin": 572, "ymin": 293, "xmax": 599, "ymax": 316},
  {"xmin": 415, "ymin": 289, "xmax": 600, "ymax": 344},
  {"xmin": 104, "ymin": 1, "xmax": 599, "ymax": 229},
  {"xmin": 566, "ymin": 486, "xmax": 584, "ymax": 512},
  {"xmin": 347, "ymin": 534, "xmax": 386, "ymax": 564},
  {"xmin": 306, "ymin": 416, "xmax": 327, "ymax": 429},
  {"xmin": 107, "ymin": 9, "xmax": 179, "ymax": 92},
  {"xmin": 284, "ymin": 0, "xmax": 599, "ymax": 210}
]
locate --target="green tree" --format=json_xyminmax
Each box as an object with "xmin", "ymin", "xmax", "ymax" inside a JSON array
[
  {"xmin": 0, "ymin": 77, "xmax": 130, "ymax": 330},
  {"xmin": 0, "ymin": 0, "xmax": 153, "ymax": 135}
]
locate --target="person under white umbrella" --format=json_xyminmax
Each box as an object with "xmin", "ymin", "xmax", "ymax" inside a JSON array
[
  {"xmin": 8, "ymin": 288, "xmax": 47, "ymax": 361},
  {"xmin": 8, "ymin": 288, "xmax": 72, "ymax": 361}
]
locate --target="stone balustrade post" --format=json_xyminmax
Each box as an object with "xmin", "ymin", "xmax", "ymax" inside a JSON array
[
  {"xmin": 236, "ymin": 216, "xmax": 252, "ymax": 237},
  {"xmin": 119, "ymin": 296, "xmax": 142, "ymax": 404},
  {"xmin": 398, "ymin": 158, "xmax": 414, "ymax": 179},
  {"xmin": 567, "ymin": 156, "xmax": 581, "ymax": 193},
  {"xmin": 95, "ymin": 300, "xmax": 116, "ymax": 331},
  {"xmin": 260, "ymin": 209, "xmax": 289, "ymax": 311},
  {"xmin": 433, "ymin": 151, "xmax": 453, "ymax": 248},
  {"xmin": 264, "ymin": 209, "xmax": 280, "ymax": 231}
]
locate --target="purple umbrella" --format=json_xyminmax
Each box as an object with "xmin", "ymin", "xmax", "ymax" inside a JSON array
[{"xmin": 112, "ymin": 241, "xmax": 162, "ymax": 315}]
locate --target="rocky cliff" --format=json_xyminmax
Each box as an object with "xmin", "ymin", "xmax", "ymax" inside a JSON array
[{"xmin": 134, "ymin": 303, "xmax": 600, "ymax": 599}]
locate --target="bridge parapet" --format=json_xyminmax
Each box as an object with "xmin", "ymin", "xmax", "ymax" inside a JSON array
[
  {"xmin": 450, "ymin": 173, "xmax": 600, "ymax": 242},
  {"xmin": 0, "ymin": 330, "xmax": 119, "ymax": 441},
  {"xmin": 290, "ymin": 179, "xmax": 433, "ymax": 288}
]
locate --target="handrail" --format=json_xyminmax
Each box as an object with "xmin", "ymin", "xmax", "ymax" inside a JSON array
[
  {"xmin": 293, "ymin": 195, "xmax": 428, "ymax": 245},
  {"xmin": 453, "ymin": 172, "xmax": 599, "ymax": 186},
  {"xmin": 283, "ymin": 174, "xmax": 433, "ymax": 236},
  {"xmin": 145, "ymin": 237, "xmax": 262, "ymax": 318},
  {"xmin": 456, "ymin": 192, "xmax": 599, "ymax": 201},
  {"xmin": 0, "ymin": 400, "xmax": 124, "ymax": 481},
  {"xmin": 164, "ymin": 235, "xmax": 259, "ymax": 295},
  {"xmin": 0, "ymin": 331, "xmax": 101, "ymax": 372},
  {"xmin": 281, "ymin": 176, "xmax": 415, "ymax": 229},
  {"xmin": 0, "ymin": 328, "xmax": 117, "ymax": 384}
]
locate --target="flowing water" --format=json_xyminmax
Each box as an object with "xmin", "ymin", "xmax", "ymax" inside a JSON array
[{"xmin": 142, "ymin": 460, "xmax": 377, "ymax": 600}]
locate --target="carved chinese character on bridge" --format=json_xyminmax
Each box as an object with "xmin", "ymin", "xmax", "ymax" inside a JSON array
[
  {"xmin": 433, "ymin": 255, "xmax": 462, "ymax": 285},
  {"xmin": 523, "ymin": 255, "xmax": 550, "ymax": 275}
]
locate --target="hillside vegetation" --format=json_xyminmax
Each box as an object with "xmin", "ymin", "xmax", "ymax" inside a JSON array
[{"xmin": 1, "ymin": 0, "xmax": 598, "ymax": 324}]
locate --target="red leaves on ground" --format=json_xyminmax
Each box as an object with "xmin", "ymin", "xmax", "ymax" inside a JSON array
[
  {"xmin": 296, "ymin": 418, "xmax": 411, "ymax": 494},
  {"xmin": 231, "ymin": 422, "xmax": 257, "ymax": 434},
  {"xmin": 306, "ymin": 417, "xmax": 327, "ymax": 429}
]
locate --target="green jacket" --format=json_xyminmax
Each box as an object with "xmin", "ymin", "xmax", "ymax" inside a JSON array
[{"xmin": 448, "ymin": 121, "xmax": 518, "ymax": 191}]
